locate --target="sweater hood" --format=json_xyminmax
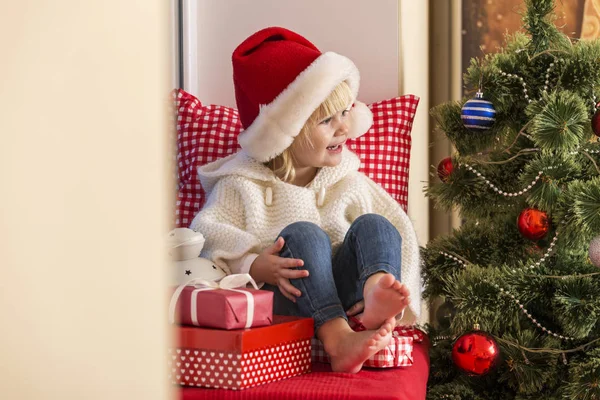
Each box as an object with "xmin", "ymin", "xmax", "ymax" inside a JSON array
[{"xmin": 198, "ymin": 146, "xmax": 361, "ymax": 197}]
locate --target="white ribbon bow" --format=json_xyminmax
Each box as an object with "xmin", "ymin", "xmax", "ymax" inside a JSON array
[{"xmin": 168, "ymin": 273, "xmax": 259, "ymax": 328}]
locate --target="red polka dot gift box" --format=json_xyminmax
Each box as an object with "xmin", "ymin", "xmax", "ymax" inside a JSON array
[{"xmin": 169, "ymin": 315, "xmax": 313, "ymax": 390}]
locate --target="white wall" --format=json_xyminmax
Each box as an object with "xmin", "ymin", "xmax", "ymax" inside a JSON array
[
  {"xmin": 0, "ymin": 1, "xmax": 172, "ymax": 399},
  {"xmin": 184, "ymin": 0, "xmax": 400, "ymax": 107}
]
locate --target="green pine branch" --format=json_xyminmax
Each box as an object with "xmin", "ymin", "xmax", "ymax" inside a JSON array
[
  {"xmin": 523, "ymin": 0, "xmax": 560, "ymax": 54},
  {"xmin": 527, "ymin": 91, "xmax": 590, "ymax": 153}
]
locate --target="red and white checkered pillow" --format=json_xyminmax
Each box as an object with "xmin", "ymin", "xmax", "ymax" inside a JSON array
[{"xmin": 174, "ymin": 89, "xmax": 418, "ymax": 227}]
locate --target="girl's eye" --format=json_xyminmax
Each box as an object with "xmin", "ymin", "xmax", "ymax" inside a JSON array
[
  {"xmin": 342, "ymin": 109, "xmax": 349, "ymax": 117},
  {"xmin": 320, "ymin": 117, "xmax": 332, "ymax": 125}
]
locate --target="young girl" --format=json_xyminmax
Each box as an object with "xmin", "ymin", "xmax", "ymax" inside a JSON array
[{"xmin": 191, "ymin": 27, "xmax": 421, "ymax": 374}]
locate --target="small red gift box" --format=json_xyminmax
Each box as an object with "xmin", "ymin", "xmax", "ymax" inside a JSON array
[
  {"xmin": 169, "ymin": 274, "xmax": 273, "ymax": 330},
  {"xmin": 168, "ymin": 315, "xmax": 314, "ymax": 390},
  {"xmin": 311, "ymin": 318, "xmax": 425, "ymax": 368}
]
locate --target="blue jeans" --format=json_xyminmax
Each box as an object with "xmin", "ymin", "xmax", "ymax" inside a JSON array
[{"xmin": 262, "ymin": 214, "xmax": 402, "ymax": 332}]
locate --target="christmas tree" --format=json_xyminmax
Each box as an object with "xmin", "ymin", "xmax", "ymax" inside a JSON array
[{"xmin": 424, "ymin": 1, "xmax": 600, "ymax": 398}]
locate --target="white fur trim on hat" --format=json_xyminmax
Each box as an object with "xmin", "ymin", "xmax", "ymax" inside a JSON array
[{"xmin": 238, "ymin": 52, "xmax": 373, "ymax": 162}]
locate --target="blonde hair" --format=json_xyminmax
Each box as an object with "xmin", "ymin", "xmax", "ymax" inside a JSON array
[{"xmin": 266, "ymin": 81, "xmax": 354, "ymax": 182}]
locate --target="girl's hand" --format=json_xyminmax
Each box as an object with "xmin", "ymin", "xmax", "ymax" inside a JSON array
[
  {"xmin": 250, "ymin": 237, "xmax": 307, "ymax": 302},
  {"xmin": 346, "ymin": 300, "xmax": 364, "ymax": 317}
]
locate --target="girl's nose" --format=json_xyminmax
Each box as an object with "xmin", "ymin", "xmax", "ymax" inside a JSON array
[{"xmin": 334, "ymin": 116, "xmax": 349, "ymax": 136}]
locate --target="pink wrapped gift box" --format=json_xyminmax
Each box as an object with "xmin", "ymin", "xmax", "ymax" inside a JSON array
[{"xmin": 170, "ymin": 275, "xmax": 273, "ymax": 330}]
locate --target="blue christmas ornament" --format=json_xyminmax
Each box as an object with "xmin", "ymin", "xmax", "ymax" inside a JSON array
[{"xmin": 461, "ymin": 90, "xmax": 496, "ymax": 131}]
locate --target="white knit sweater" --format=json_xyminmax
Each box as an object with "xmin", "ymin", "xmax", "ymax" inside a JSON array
[{"xmin": 190, "ymin": 146, "xmax": 422, "ymax": 323}]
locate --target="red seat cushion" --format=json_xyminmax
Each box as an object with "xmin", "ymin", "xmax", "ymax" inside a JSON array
[
  {"xmin": 178, "ymin": 337, "xmax": 430, "ymax": 400},
  {"xmin": 174, "ymin": 89, "xmax": 419, "ymax": 228}
]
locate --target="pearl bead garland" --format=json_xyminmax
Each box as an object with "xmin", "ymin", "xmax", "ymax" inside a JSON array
[
  {"xmin": 461, "ymin": 163, "xmax": 569, "ymax": 198},
  {"xmin": 432, "ymin": 334, "xmax": 454, "ymax": 346},
  {"xmin": 517, "ymin": 230, "xmax": 559, "ymax": 272},
  {"xmin": 440, "ymin": 251, "xmax": 467, "ymax": 269},
  {"xmin": 499, "ymin": 59, "xmax": 565, "ymax": 102},
  {"xmin": 439, "ymin": 252, "xmax": 575, "ymax": 341},
  {"xmin": 570, "ymin": 146, "xmax": 600, "ymax": 156},
  {"xmin": 440, "ymin": 229, "xmax": 558, "ymax": 274},
  {"xmin": 500, "ymin": 70, "xmax": 532, "ymax": 104},
  {"xmin": 540, "ymin": 60, "xmax": 564, "ymax": 95},
  {"xmin": 493, "ymin": 282, "xmax": 574, "ymax": 341},
  {"xmin": 461, "ymin": 163, "xmax": 542, "ymax": 197}
]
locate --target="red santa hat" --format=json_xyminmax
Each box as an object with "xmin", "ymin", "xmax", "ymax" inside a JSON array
[{"xmin": 232, "ymin": 27, "xmax": 373, "ymax": 162}]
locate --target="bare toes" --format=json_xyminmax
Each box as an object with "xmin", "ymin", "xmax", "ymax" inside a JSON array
[
  {"xmin": 380, "ymin": 324, "xmax": 391, "ymax": 335},
  {"xmin": 398, "ymin": 284, "xmax": 410, "ymax": 295},
  {"xmin": 380, "ymin": 318, "xmax": 395, "ymax": 334},
  {"xmin": 371, "ymin": 335, "xmax": 383, "ymax": 347},
  {"xmin": 378, "ymin": 273, "xmax": 395, "ymax": 289}
]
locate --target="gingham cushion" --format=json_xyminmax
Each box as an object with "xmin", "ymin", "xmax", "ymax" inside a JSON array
[
  {"xmin": 174, "ymin": 89, "xmax": 418, "ymax": 227},
  {"xmin": 311, "ymin": 319, "xmax": 425, "ymax": 368}
]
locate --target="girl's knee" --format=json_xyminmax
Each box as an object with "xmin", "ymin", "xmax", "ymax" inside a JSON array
[
  {"xmin": 279, "ymin": 221, "xmax": 330, "ymax": 246},
  {"xmin": 352, "ymin": 214, "xmax": 402, "ymax": 242},
  {"xmin": 353, "ymin": 213, "xmax": 392, "ymax": 229}
]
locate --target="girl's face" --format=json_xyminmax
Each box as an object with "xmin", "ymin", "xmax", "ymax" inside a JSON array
[{"xmin": 292, "ymin": 109, "xmax": 350, "ymax": 169}]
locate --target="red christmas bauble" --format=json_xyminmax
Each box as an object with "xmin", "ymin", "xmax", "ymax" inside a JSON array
[
  {"xmin": 517, "ymin": 208, "xmax": 550, "ymax": 241},
  {"xmin": 593, "ymin": 108, "xmax": 600, "ymax": 137},
  {"xmin": 437, "ymin": 157, "xmax": 454, "ymax": 182},
  {"xmin": 452, "ymin": 331, "xmax": 500, "ymax": 376}
]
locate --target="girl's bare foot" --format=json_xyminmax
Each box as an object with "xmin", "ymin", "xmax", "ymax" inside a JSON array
[
  {"xmin": 361, "ymin": 273, "xmax": 410, "ymax": 330},
  {"xmin": 320, "ymin": 317, "xmax": 394, "ymax": 373}
]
